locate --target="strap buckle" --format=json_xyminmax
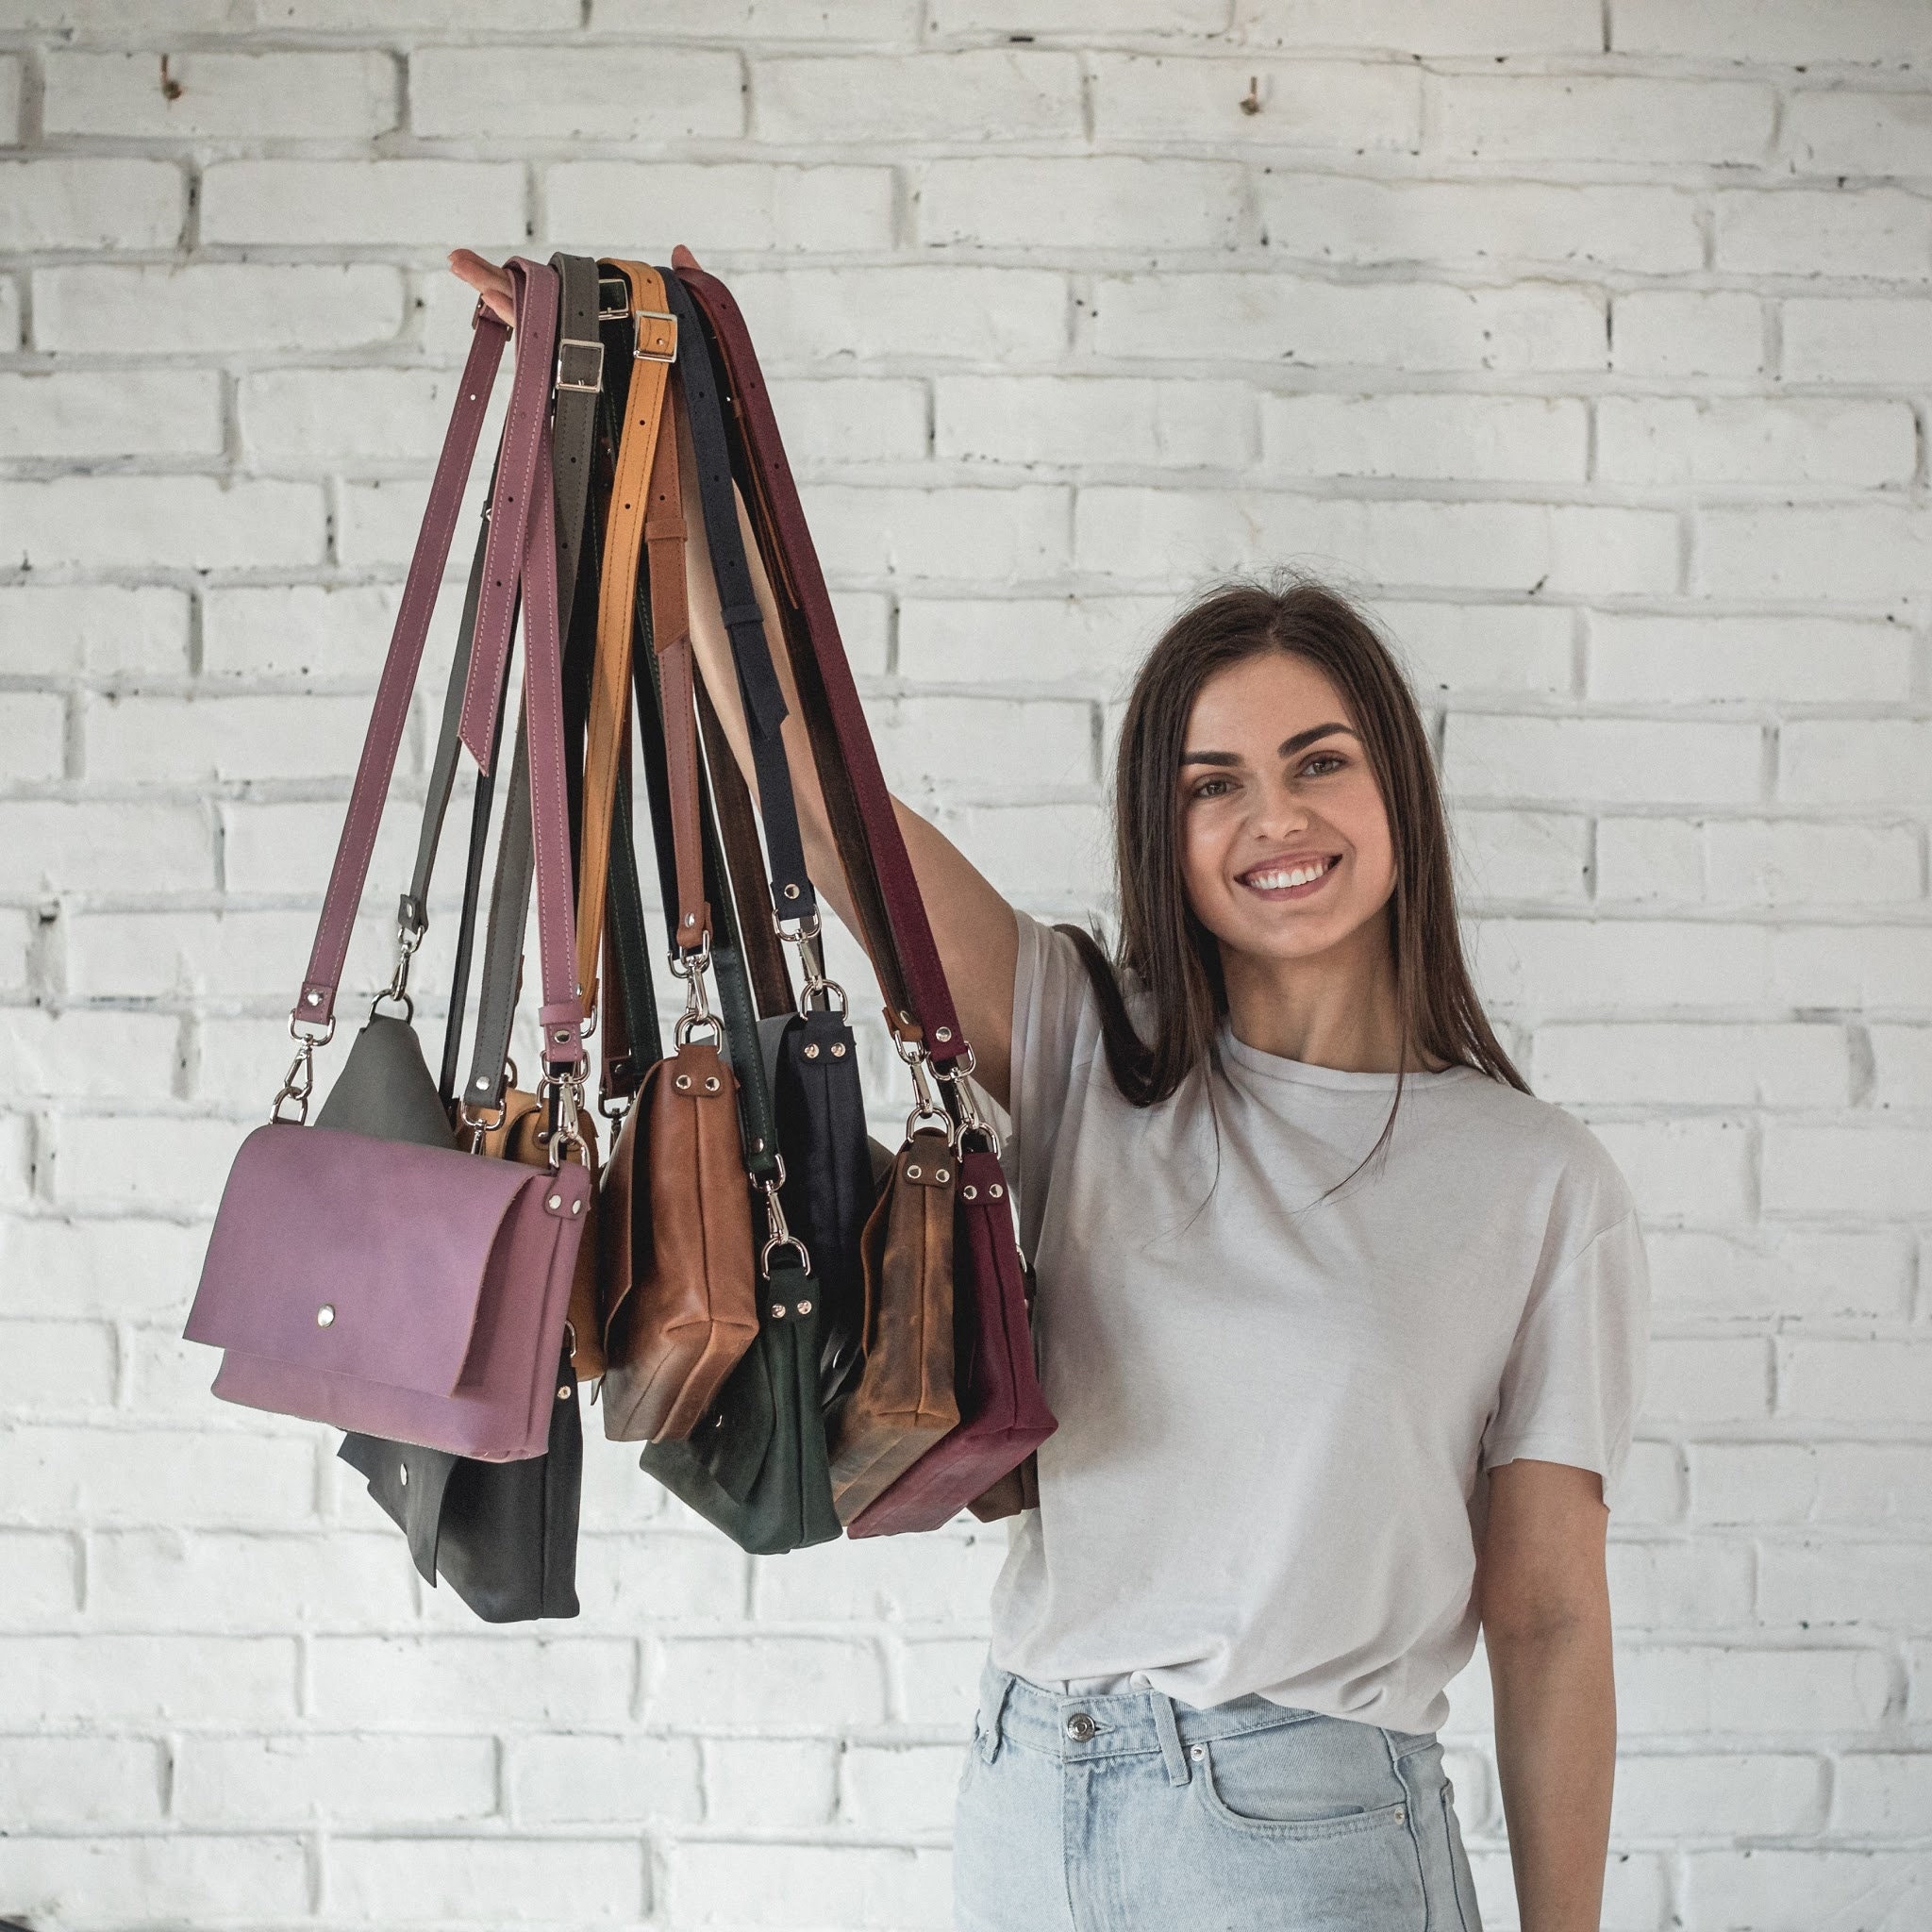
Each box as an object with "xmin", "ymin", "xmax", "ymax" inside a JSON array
[
  {"xmin": 633, "ymin": 308, "xmax": 678, "ymax": 364},
  {"xmin": 555, "ymin": 336, "xmax": 605, "ymax": 394},
  {"xmin": 597, "ymin": 275, "xmax": 630, "ymax": 321}
]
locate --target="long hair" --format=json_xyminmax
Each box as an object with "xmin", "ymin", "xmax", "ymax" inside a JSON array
[{"xmin": 1066, "ymin": 574, "xmax": 1526, "ymax": 1189}]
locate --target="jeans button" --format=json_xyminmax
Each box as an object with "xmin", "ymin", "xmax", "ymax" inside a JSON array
[{"xmin": 1065, "ymin": 1712, "xmax": 1097, "ymax": 1742}]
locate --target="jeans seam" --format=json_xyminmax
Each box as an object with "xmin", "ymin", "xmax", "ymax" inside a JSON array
[
  {"xmin": 1440, "ymin": 1781, "xmax": 1475, "ymax": 1932},
  {"xmin": 1386, "ymin": 1729, "xmax": 1435, "ymax": 1930}
]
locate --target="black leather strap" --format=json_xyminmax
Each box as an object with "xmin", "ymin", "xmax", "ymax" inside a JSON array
[{"xmin": 661, "ymin": 269, "xmax": 815, "ymax": 929}]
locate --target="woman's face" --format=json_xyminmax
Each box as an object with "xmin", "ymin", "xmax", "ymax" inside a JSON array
[{"xmin": 1175, "ymin": 650, "xmax": 1396, "ymax": 967}]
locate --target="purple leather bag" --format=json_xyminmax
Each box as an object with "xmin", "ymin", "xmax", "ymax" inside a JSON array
[{"xmin": 183, "ymin": 260, "xmax": 593, "ymax": 1463}]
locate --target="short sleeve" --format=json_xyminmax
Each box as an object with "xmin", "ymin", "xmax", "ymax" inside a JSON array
[
  {"xmin": 1006, "ymin": 910, "xmax": 1102, "ymax": 1258},
  {"xmin": 1480, "ymin": 1208, "xmax": 1651, "ymax": 1510}
]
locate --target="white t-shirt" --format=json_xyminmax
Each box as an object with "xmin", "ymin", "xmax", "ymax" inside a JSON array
[{"xmin": 987, "ymin": 912, "xmax": 1650, "ymax": 1736}]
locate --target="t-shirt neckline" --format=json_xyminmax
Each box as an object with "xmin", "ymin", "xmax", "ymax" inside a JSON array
[{"xmin": 1218, "ymin": 1021, "xmax": 1479, "ymax": 1091}]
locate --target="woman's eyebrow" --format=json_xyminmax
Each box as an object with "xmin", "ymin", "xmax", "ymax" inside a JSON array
[{"xmin": 1180, "ymin": 723, "xmax": 1357, "ymax": 768}]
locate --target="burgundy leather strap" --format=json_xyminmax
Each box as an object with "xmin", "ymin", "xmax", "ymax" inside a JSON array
[
  {"xmin": 674, "ymin": 253, "xmax": 970, "ymax": 1069},
  {"xmin": 295, "ymin": 259, "xmax": 581, "ymax": 1069}
]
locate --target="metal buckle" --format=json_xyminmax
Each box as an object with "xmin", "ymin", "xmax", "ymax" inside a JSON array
[
  {"xmin": 555, "ymin": 336, "xmax": 604, "ymax": 394},
  {"xmin": 597, "ymin": 275, "xmax": 630, "ymax": 321},
  {"xmin": 632, "ymin": 308, "xmax": 678, "ymax": 364}
]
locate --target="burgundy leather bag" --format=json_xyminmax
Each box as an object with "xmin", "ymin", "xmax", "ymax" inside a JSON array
[
  {"xmin": 184, "ymin": 259, "xmax": 594, "ymax": 1464},
  {"xmin": 675, "ymin": 253, "xmax": 1057, "ymax": 1533}
]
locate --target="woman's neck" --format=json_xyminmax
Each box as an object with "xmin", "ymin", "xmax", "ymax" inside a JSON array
[{"xmin": 1219, "ymin": 915, "xmax": 1442, "ymax": 1075}]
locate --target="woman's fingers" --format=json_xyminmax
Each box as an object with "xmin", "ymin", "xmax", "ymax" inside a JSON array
[{"xmin": 448, "ymin": 248, "xmax": 517, "ymax": 327}]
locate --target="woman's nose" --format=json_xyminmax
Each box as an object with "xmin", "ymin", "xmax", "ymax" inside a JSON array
[{"xmin": 1248, "ymin": 781, "xmax": 1311, "ymax": 841}]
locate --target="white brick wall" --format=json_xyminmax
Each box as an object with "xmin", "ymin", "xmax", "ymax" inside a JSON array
[{"xmin": 0, "ymin": 4, "xmax": 1927, "ymax": 1928}]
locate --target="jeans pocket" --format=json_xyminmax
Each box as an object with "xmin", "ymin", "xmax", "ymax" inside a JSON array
[{"xmin": 1194, "ymin": 1734, "xmax": 1412, "ymax": 1840}]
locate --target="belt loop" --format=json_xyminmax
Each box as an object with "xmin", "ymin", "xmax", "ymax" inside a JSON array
[
  {"xmin": 1150, "ymin": 1690, "xmax": 1191, "ymax": 1787},
  {"xmin": 978, "ymin": 1668, "xmax": 1015, "ymax": 1765}
]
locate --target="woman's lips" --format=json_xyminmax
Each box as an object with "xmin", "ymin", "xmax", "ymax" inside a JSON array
[{"xmin": 1238, "ymin": 853, "xmax": 1341, "ymax": 901}]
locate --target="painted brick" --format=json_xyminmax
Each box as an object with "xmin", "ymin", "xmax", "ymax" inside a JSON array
[
  {"xmin": 1608, "ymin": 1540, "xmax": 1755, "ymax": 1630},
  {"xmin": 51, "ymin": 1114, "xmax": 242, "ymax": 1216},
  {"xmin": 0, "ymin": 476, "xmax": 325, "ymax": 572},
  {"xmin": 705, "ymin": 1737, "xmax": 840, "ymax": 1828},
  {"xmin": 1377, "ymin": 602, "xmax": 1574, "ymax": 696},
  {"xmin": 175, "ymin": 1732, "xmax": 499, "ymax": 1826},
  {"xmin": 0, "ymin": 55, "xmax": 16, "ymax": 143},
  {"xmin": 1646, "ymin": 1225, "xmax": 1913, "ymax": 1323},
  {"xmin": 752, "ymin": 1527, "xmax": 1005, "ymax": 1624},
  {"xmin": 1237, "ymin": 0, "xmax": 1601, "ymax": 53},
  {"xmin": 0, "ymin": 1423, "xmax": 315, "ymax": 1529},
  {"xmin": 933, "ymin": 801, "xmax": 1109, "ymax": 905},
  {"xmin": 0, "ymin": 1008, "xmax": 182, "ymax": 1101},
  {"xmin": 88, "ymin": 1528, "xmax": 418, "ymax": 1630},
  {"xmin": 1783, "ymin": 720, "xmax": 1932, "ymax": 806},
  {"xmin": 804, "ymin": 484, "xmax": 1072, "ymax": 582},
  {"xmin": 0, "ymin": 1530, "xmax": 81, "ymax": 1622},
  {"xmin": 548, "ymin": 161, "xmax": 892, "ymax": 256},
  {"xmin": 239, "ymin": 367, "xmax": 480, "ymax": 466},
  {"xmin": 937, "ymin": 0, "xmax": 1229, "ymax": 30},
  {"xmin": 0, "ymin": 586, "xmax": 189, "ymax": 677},
  {"xmin": 43, "ymin": 49, "xmax": 396, "ymax": 138},
  {"xmin": 1782, "ymin": 296, "xmax": 1932, "ymax": 382},
  {"xmin": 508, "ymin": 1733, "xmax": 702, "ymax": 1824},
  {"xmin": 1692, "ymin": 1443, "xmax": 1932, "ymax": 1529},
  {"xmin": 768, "ymin": 377, "xmax": 928, "ymax": 466},
  {"xmin": 1445, "ymin": 716, "xmax": 1759, "ymax": 807},
  {"xmin": 1619, "ymin": 1645, "xmax": 1889, "ymax": 1736},
  {"xmin": 86, "ymin": 691, "xmax": 372, "ymax": 783},
  {"xmin": 1093, "ymin": 274, "xmax": 1607, "ymax": 373},
  {"xmin": 0, "ymin": 1838, "xmax": 308, "ymax": 1925},
  {"xmin": 1834, "ymin": 1755, "xmax": 1932, "ymax": 1833},
  {"xmin": 648, "ymin": 1638, "xmax": 887, "ymax": 1727},
  {"xmin": 33, "ymin": 264, "xmax": 406, "ymax": 354},
  {"xmin": 0, "ymin": 158, "xmax": 182, "ymax": 251},
  {"xmin": 938, "ymin": 375, "xmax": 1254, "ymax": 469},
  {"xmin": 1641, "ymin": 1340, "xmax": 1772, "ymax": 1425},
  {"xmin": 1430, "ymin": 75, "xmax": 1775, "ymax": 165},
  {"xmin": 0, "ymin": 369, "xmax": 223, "ymax": 461},
  {"xmin": 1779, "ymin": 1338, "xmax": 1932, "ymax": 1426},
  {"xmin": 202, "ymin": 159, "xmax": 525, "ymax": 247},
  {"xmin": 1257, "ymin": 176, "xmax": 1700, "ymax": 273},
  {"xmin": 868, "ymin": 692, "xmax": 1092, "ymax": 798},
  {"xmin": 1453, "ymin": 808, "xmax": 1591, "ymax": 904},
  {"xmin": 1587, "ymin": 612, "xmax": 1913, "ymax": 704},
  {"xmin": 1759, "ymin": 1542, "xmax": 1932, "ymax": 1630},
  {"xmin": 1871, "ymin": 1023, "xmax": 1932, "ymax": 1108},
  {"xmin": 1264, "ymin": 393, "xmax": 1586, "ymax": 483},
  {"xmin": 918, "ymin": 156, "xmax": 1251, "ymax": 251},
  {"xmin": 1613, "ymin": 1753, "xmax": 1824, "ymax": 1839},
  {"xmin": 311, "ymin": 1636, "xmax": 633, "ymax": 1725},
  {"xmin": 0, "ymin": 1635, "xmax": 299, "ymax": 1724},
  {"xmin": 897, "ymin": 594, "xmax": 1173, "ymax": 691},
  {"xmin": 755, "ymin": 51, "xmax": 1081, "ymax": 142},
  {"xmin": 413, "ymin": 44, "xmax": 741, "ymax": 139},
  {"xmin": 0, "ymin": 1736, "xmax": 164, "ymax": 1828},
  {"xmin": 1698, "ymin": 504, "xmax": 1932, "ymax": 606},
  {"xmin": 0, "ymin": 802, "xmax": 211, "ymax": 896},
  {"xmin": 602, "ymin": 0, "xmax": 912, "ymax": 29},
  {"xmin": 731, "ymin": 265, "xmax": 1069, "ymax": 363},
  {"xmin": 1681, "ymin": 1850, "xmax": 1930, "ymax": 1931},
  {"xmin": 1611, "ymin": 0, "xmax": 1932, "ymax": 63},
  {"xmin": 1772, "ymin": 924, "xmax": 1932, "ymax": 1011},
  {"xmin": 0, "ymin": 1218, "xmax": 208, "ymax": 1322},
  {"xmin": 667, "ymin": 1843, "xmax": 947, "ymax": 1931},
  {"xmin": 1715, "ymin": 188, "xmax": 1932, "ymax": 281},
  {"xmin": 0, "ymin": 693, "xmax": 67, "ymax": 783},
  {"xmin": 1590, "ymin": 1116, "xmax": 1754, "ymax": 1223},
  {"xmin": 1088, "ymin": 54, "xmax": 1421, "ymax": 149},
  {"xmin": 1597, "ymin": 397, "xmax": 1916, "ymax": 488},
  {"xmin": 1532, "ymin": 1023, "xmax": 1846, "ymax": 1107},
  {"xmin": 325, "ymin": 1839, "xmax": 647, "ymax": 1925},
  {"xmin": 842, "ymin": 1740, "xmax": 967, "ymax": 1834},
  {"xmin": 1788, "ymin": 90, "xmax": 1932, "ymax": 176},
  {"xmin": 1612, "ymin": 291, "xmax": 1764, "ymax": 379}
]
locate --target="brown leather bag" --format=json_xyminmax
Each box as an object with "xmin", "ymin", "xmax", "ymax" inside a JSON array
[{"xmin": 827, "ymin": 1126, "xmax": 960, "ymax": 1522}]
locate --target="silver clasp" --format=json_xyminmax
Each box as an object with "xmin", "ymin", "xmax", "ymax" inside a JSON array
[{"xmin": 758, "ymin": 1160, "xmax": 811, "ymax": 1280}]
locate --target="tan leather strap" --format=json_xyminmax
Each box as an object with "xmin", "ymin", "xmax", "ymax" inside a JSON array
[
  {"xmin": 577, "ymin": 258, "xmax": 677, "ymax": 1016},
  {"xmin": 647, "ymin": 378, "xmax": 710, "ymax": 955}
]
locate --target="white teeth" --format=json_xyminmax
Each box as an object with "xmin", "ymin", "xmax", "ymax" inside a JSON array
[{"xmin": 1244, "ymin": 857, "xmax": 1334, "ymax": 891}]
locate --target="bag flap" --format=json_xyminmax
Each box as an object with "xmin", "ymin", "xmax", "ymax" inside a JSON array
[{"xmin": 188, "ymin": 1122, "xmax": 558, "ymax": 1398}]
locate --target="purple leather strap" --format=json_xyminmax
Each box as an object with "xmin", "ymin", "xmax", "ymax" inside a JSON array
[{"xmin": 294, "ymin": 259, "xmax": 580, "ymax": 1067}]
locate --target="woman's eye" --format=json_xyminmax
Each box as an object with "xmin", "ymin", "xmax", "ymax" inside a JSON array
[
  {"xmin": 1299, "ymin": 752, "xmax": 1346, "ymax": 777},
  {"xmin": 1189, "ymin": 776, "xmax": 1234, "ymax": 801}
]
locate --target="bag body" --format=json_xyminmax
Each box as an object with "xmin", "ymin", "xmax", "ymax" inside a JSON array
[{"xmin": 598, "ymin": 1037, "xmax": 759, "ymax": 1442}]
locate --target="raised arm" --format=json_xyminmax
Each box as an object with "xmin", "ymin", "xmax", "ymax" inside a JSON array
[{"xmin": 447, "ymin": 249, "xmax": 1021, "ymax": 1107}]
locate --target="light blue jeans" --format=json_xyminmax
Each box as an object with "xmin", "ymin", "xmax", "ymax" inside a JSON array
[{"xmin": 954, "ymin": 1661, "xmax": 1484, "ymax": 1931}]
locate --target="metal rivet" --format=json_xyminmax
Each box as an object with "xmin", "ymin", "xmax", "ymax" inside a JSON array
[
  {"xmin": 770, "ymin": 1303, "xmax": 785, "ymax": 1319},
  {"xmin": 898, "ymin": 1009, "xmax": 912, "ymax": 1024},
  {"xmin": 1190, "ymin": 1744, "xmax": 1204, "ymax": 1761},
  {"xmin": 683, "ymin": 912, "xmax": 696, "ymax": 926},
  {"xmin": 936, "ymin": 1026, "xmax": 953, "ymax": 1042},
  {"xmin": 704, "ymin": 1075, "xmax": 720, "ymax": 1091},
  {"xmin": 989, "ymin": 1184, "xmax": 1005, "ymax": 1199},
  {"xmin": 475, "ymin": 1075, "xmax": 491, "ymax": 1091},
  {"xmin": 935, "ymin": 1168, "xmax": 949, "ymax": 1183},
  {"xmin": 830, "ymin": 1041, "xmax": 846, "ymax": 1057},
  {"xmin": 305, "ymin": 990, "xmax": 322, "ymax": 1006},
  {"xmin": 558, "ymin": 1385, "xmax": 573, "ymax": 1400},
  {"xmin": 783, "ymin": 882, "xmax": 800, "ymax": 899},
  {"xmin": 675, "ymin": 1074, "xmax": 691, "ymax": 1091},
  {"xmin": 797, "ymin": 1300, "xmax": 812, "ymax": 1315},
  {"xmin": 398, "ymin": 1463, "xmax": 408, "ymax": 1487},
  {"xmin": 907, "ymin": 1164, "xmax": 922, "ymax": 1179},
  {"xmin": 962, "ymin": 1184, "xmax": 977, "ymax": 1201},
  {"xmin": 316, "ymin": 1304, "xmax": 335, "ymax": 1327},
  {"xmin": 547, "ymin": 1193, "xmax": 562, "ymax": 1210},
  {"xmin": 570, "ymin": 1198, "xmax": 583, "ymax": 1215},
  {"xmin": 804, "ymin": 1043, "xmax": 820, "ymax": 1059},
  {"xmin": 553, "ymin": 1028, "xmax": 572, "ymax": 1043}
]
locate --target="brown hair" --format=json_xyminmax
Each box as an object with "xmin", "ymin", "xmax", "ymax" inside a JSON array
[{"xmin": 1067, "ymin": 574, "xmax": 1526, "ymax": 1185}]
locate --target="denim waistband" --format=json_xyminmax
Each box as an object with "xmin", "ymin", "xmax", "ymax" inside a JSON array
[{"xmin": 974, "ymin": 1657, "xmax": 1423, "ymax": 1788}]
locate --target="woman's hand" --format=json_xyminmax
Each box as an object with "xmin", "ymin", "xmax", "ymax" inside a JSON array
[{"xmin": 449, "ymin": 248, "xmax": 515, "ymax": 327}]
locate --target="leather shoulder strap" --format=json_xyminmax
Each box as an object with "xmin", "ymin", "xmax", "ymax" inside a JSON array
[{"xmin": 675, "ymin": 254, "xmax": 970, "ymax": 1070}]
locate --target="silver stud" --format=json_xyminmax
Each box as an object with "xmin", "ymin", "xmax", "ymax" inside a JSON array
[
  {"xmin": 1190, "ymin": 1744, "xmax": 1204, "ymax": 1762},
  {"xmin": 989, "ymin": 1184, "xmax": 1005, "ymax": 1199},
  {"xmin": 305, "ymin": 990, "xmax": 322, "ymax": 1007},
  {"xmin": 935, "ymin": 1168, "xmax": 949, "ymax": 1183},
  {"xmin": 936, "ymin": 1027, "xmax": 953, "ymax": 1043},
  {"xmin": 804, "ymin": 1043, "xmax": 820, "ymax": 1059},
  {"xmin": 830, "ymin": 1041, "xmax": 846, "ymax": 1057},
  {"xmin": 547, "ymin": 1193, "xmax": 562, "ymax": 1210},
  {"xmin": 783, "ymin": 883, "xmax": 800, "ymax": 899},
  {"xmin": 683, "ymin": 912, "xmax": 696, "ymax": 926},
  {"xmin": 907, "ymin": 1164, "xmax": 922, "ymax": 1180},
  {"xmin": 675, "ymin": 1074, "xmax": 691, "ymax": 1091},
  {"xmin": 898, "ymin": 1009, "xmax": 912, "ymax": 1024},
  {"xmin": 797, "ymin": 1300, "xmax": 812, "ymax": 1315},
  {"xmin": 770, "ymin": 1303, "xmax": 785, "ymax": 1319},
  {"xmin": 398, "ymin": 1463, "xmax": 408, "ymax": 1486},
  {"xmin": 553, "ymin": 1028, "xmax": 572, "ymax": 1043},
  {"xmin": 316, "ymin": 1304, "xmax": 336, "ymax": 1327},
  {"xmin": 704, "ymin": 1075, "xmax": 720, "ymax": 1091},
  {"xmin": 475, "ymin": 1075, "xmax": 491, "ymax": 1091},
  {"xmin": 570, "ymin": 1198, "xmax": 583, "ymax": 1215},
  {"xmin": 558, "ymin": 1385, "xmax": 573, "ymax": 1400},
  {"xmin": 962, "ymin": 1185, "xmax": 977, "ymax": 1201}
]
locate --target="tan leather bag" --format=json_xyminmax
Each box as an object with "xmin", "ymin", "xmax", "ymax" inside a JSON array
[
  {"xmin": 461, "ymin": 1087, "xmax": 606, "ymax": 1382},
  {"xmin": 827, "ymin": 1126, "xmax": 960, "ymax": 1522},
  {"xmin": 598, "ymin": 1038, "xmax": 758, "ymax": 1441}
]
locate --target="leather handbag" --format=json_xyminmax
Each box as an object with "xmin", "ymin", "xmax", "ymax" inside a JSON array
[
  {"xmin": 183, "ymin": 258, "xmax": 595, "ymax": 1465},
  {"xmin": 676, "ymin": 250, "xmax": 1056, "ymax": 1532},
  {"xmin": 592, "ymin": 281, "xmax": 760, "ymax": 1443}
]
